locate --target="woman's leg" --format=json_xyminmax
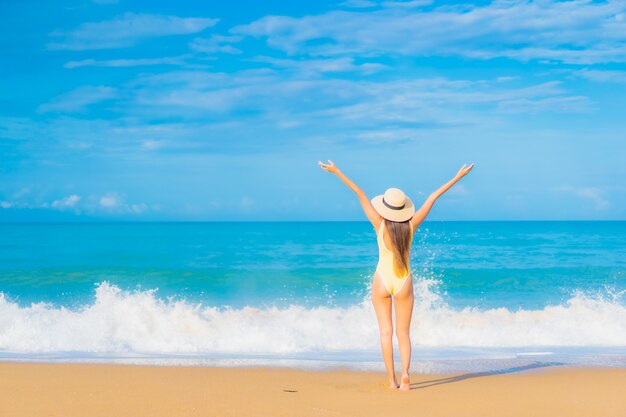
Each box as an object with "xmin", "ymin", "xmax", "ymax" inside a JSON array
[
  {"xmin": 371, "ymin": 272, "xmax": 396, "ymax": 389},
  {"xmin": 393, "ymin": 275, "xmax": 414, "ymax": 391}
]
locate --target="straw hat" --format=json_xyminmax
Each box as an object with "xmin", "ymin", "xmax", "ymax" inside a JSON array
[{"xmin": 371, "ymin": 188, "xmax": 415, "ymax": 222}]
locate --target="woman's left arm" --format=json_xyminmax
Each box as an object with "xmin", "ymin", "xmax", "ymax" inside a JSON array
[
  {"xmin": 319, "ymin": 160, "xmax": 382, "ymax": 230},
  {"xmin": 410, "ymin": 163, "xmax": 474, "ymax": 231}
]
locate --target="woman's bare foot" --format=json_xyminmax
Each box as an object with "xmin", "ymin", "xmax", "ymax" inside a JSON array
[
  {"xmin": 399, "ymin": 373, "xmax": 410, "ymax": 391},
  {"xmin": 388, "ymin": 377, "xmax": 398, "ymax": 390}
]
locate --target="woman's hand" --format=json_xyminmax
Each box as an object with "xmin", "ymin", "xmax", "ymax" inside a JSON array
[
  {"xmin": 318, "ymin": 159, "xmax": 340, "ymax": 175},
  {"xmin": 455, "ymin": 163, "xmax": 474, "ymax": 180}
]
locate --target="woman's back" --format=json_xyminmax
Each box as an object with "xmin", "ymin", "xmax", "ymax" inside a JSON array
[{"xmin": 375, "ymin": 221, "xmax": 413, "ymax": 296}]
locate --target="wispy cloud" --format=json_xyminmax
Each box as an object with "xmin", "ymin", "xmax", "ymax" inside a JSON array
[
  {"xmin": 339, "ymin": 0, "xmax": 433, "ymax": 9},
  {"xmin": 48, "ymin": 12, "xmax": 218, "ymax": 50},
  {"xmin": 128, "ymin": 70, "xmax": 586, "ymax": 120},
  {"xmin": 574, "ymin": 68, "xmax": 626, "ymax": 83},
  {"xmin": 1, "ymin": 193, "xmax": 80, "ymax": 211},
  {"xmin": 0, "ymin": 189, "xmax": 154, "ymax": 217},
  {"xmin": 51, "ymin": 194, "xmax": 81, "ymax": 208},
  {"xmin": 252, "ymin": 56, "xmax": 386, "ymax": 74},
  {"xmin": 382, "ymin": 0, "xmax": 433, "ymax": 8},
  {"xmin": 99, "ymin": 192, "xmax": 122, "ymax": 208},
  {"xmin": 99, "ymin": 192, "xmax": 148, "ymax": 214},
  {"xmin": 38, "ymin": 86, "xmax": 117, "ymax": 113},
  {"xmin": 338, "ymin": 0, "xmax": 378, "ymax": 8},
  {"xmin": 64, "ymin": 56, "xmax": 190, "ymax": 69},
  {"xmin": 496, "ymin": 95, "xmax": 591, "ymax": 114},
  {"xmin": 488, "ymin": 46, "xmax": 626, "ymax": 65},
  {"xmin": 553, "ymin": 185, "xmax": 610, "ymax": 210},
  {"xmin": 4, "ymin": 69, "xmax": 590, "ymax": 160},
  {"xmin": 142, "ymin": 139, "xmax": 167, "ymax": 150},
  {"xmin": 0, "ymin": 188, "xmax": 36, "ymax": 209},
  {"xmin": 190, "ymin": 34, "xmax": 243, "ymax": 54},
  {"xmin": 234, "ymin": 1, "xmax": 626, "ymax": 64}
]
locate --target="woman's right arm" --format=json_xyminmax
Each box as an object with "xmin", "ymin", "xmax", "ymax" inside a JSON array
[
  {"xmin": 410, "ymin": 163, "xmax": 474, "ymax": 231},
  {"xmin": 319, "ymin": 160, "xmax": 382, "ymax": 230}
]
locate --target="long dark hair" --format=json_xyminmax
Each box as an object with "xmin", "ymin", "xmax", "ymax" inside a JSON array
[{"xmin": 384, "ymin": 218, "xmax": 413, "ymax": 277}]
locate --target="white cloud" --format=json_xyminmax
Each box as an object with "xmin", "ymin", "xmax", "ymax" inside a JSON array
[
  {"xmin": 190, "ymin": 34, "xmax": 243, "ymax": 54},
  {"xmin": 0, "ymin": 189, "xmax": 33, "ymax": 209},
  {"xmin": 100, "ymin": 192, "xmax": 121, "ymax": 208},
  {"xmin": 496, "ymin": 76, "xmax": 518, "ymax": 83},
  {"xmin": 38, "ymin": 86, "xmax": 117, "ymax": 113},
  {"xmin": 574, "ymin": 68, "xmax": 626, "ymax": 83},
  {"xmin": 3, "ymin": 67, "xmax": 591, "ymax": 159},
  {"xmin": 0, "ymin": 192, "xmax": 80, "ymax": 211},
  {"xmin": 382, "ymin": 0, "xmax": 432, "ymax": 8},
  {"xmin": 252, "ymin": 56, "xmax": 386, "ymax": 74},
  {"xmin": 496, "ymin": 95, "xmax": 591, "ymax": 114},
  {"xmin": 489, "ymin": 46, "xmax": 626, "ymax": 65},
  {"xmin": 276, "ymin": 120, "xmax": 302, "ymax": 129},
  {"xmin": 142, "ymin": 140, "xmax": 166, "ymax": 150},
  {"xmin": 52, "ymin": 194, "xmax": 81, "ymax": 208},
  {"xmin": 126, "ymin": 69, "xmax": 588, "ymax": 130},
  {"xmin": 553, "ymin": 185, "xmax": 610, "ymax": 210},
  {"xmin": 233, "ymin": 1, "xmax": 626, "ymax": 64},
  {"xmin": 355, "ymin": 128, "xmax": 419, "ymax": 144},
  {"xmin": 0, "ymin": 189, "xmax": 150, "ymax": 216},
  {"xmin": 64, "ymin": 56, "xmax": 189, "ymax": 69},
  {"xmin": 0, "ymin": 200, "xmax": 38, "ymax": 209},
  {"xmin": 48, "ymin": 12, "xmax": 219, "ymax": 50},
  {"xmin": 339, "ymin": 0, "xmax": 432, "ymax": 8},
  {"xmin": 339, "ymin": 0, "xmax": 378, "ymax": 8},
  {"xmin": 130, "ymin": 203, "xmax": 148, "ymax": 214},
  {"xmin": 98, "ymin": 192, "xmax": 150, "ymax": 215}
]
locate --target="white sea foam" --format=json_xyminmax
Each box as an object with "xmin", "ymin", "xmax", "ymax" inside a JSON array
[{"xmin": 0, "ymin": 280, "xmax": 625, "ymax": 356}]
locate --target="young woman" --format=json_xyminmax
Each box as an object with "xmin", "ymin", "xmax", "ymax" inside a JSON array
[{"xmin": 318, "ymin": 160, "xmax": 474, "ymax": 391}]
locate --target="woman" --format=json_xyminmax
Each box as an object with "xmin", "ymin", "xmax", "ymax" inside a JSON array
[{"xmin": 318, "ymin": 160, "xmax": 474, "ymax": 391}]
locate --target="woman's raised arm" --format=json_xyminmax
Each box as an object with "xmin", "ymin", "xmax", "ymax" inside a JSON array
[
  {"xmin": 319, "ymin": 160, "xmax": 382, "ymax": 230},
  {"xmin": 410, "ymin": 163, "xmax": 474, "ymax": 231}
]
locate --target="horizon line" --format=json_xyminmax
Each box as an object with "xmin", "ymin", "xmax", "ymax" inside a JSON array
[{"xmin": 1, "ymin": 219, "xmax": 625, "ymax": 225}]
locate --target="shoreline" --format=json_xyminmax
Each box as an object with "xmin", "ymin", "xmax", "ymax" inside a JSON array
[
  {"xmin": 2, "ymin": 346, "xmax": 625, "ymax": 373},
  {"xmin": 1, "ymin": 362, "xmax": 625, "ymax": 417}
]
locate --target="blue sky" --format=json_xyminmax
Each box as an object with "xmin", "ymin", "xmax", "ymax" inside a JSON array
[{"xmin": 1, "ymin": 0, "xmax": 625, "ymax": 221}]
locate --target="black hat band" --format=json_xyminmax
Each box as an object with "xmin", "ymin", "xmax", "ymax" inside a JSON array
[{"xmin": 382, "ymin": 197, "xmax": 405, "ymax": 210}]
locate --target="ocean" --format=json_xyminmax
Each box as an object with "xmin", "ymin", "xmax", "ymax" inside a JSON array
[{"xmin": 1, "ymin": 221, "xmax": 625, "ymax": 373}]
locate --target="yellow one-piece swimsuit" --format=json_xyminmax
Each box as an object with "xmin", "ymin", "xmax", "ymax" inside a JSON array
[{"xmin": 375, "ymin": 221, "xmax": 412, "ymax": 296}]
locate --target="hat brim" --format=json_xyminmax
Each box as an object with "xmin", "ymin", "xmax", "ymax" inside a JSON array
[{"xmin": 371, "ymin": 195, "xmax": 415, "ymax": 222}]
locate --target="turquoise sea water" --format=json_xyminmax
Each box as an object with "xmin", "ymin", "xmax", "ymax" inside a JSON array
[{"xmin": 1, "ymin": 221, "xmax": 625, "ymax": 372}]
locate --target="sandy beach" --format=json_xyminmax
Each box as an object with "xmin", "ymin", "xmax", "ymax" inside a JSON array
[{"xmin": 0, "ymin": 362, "xmax": 624, "ymax": 417}]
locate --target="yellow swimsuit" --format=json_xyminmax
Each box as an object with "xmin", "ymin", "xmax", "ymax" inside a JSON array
[{"xmin": 376, "ymin": 221, "xmax": 412, "ymax": 296}]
